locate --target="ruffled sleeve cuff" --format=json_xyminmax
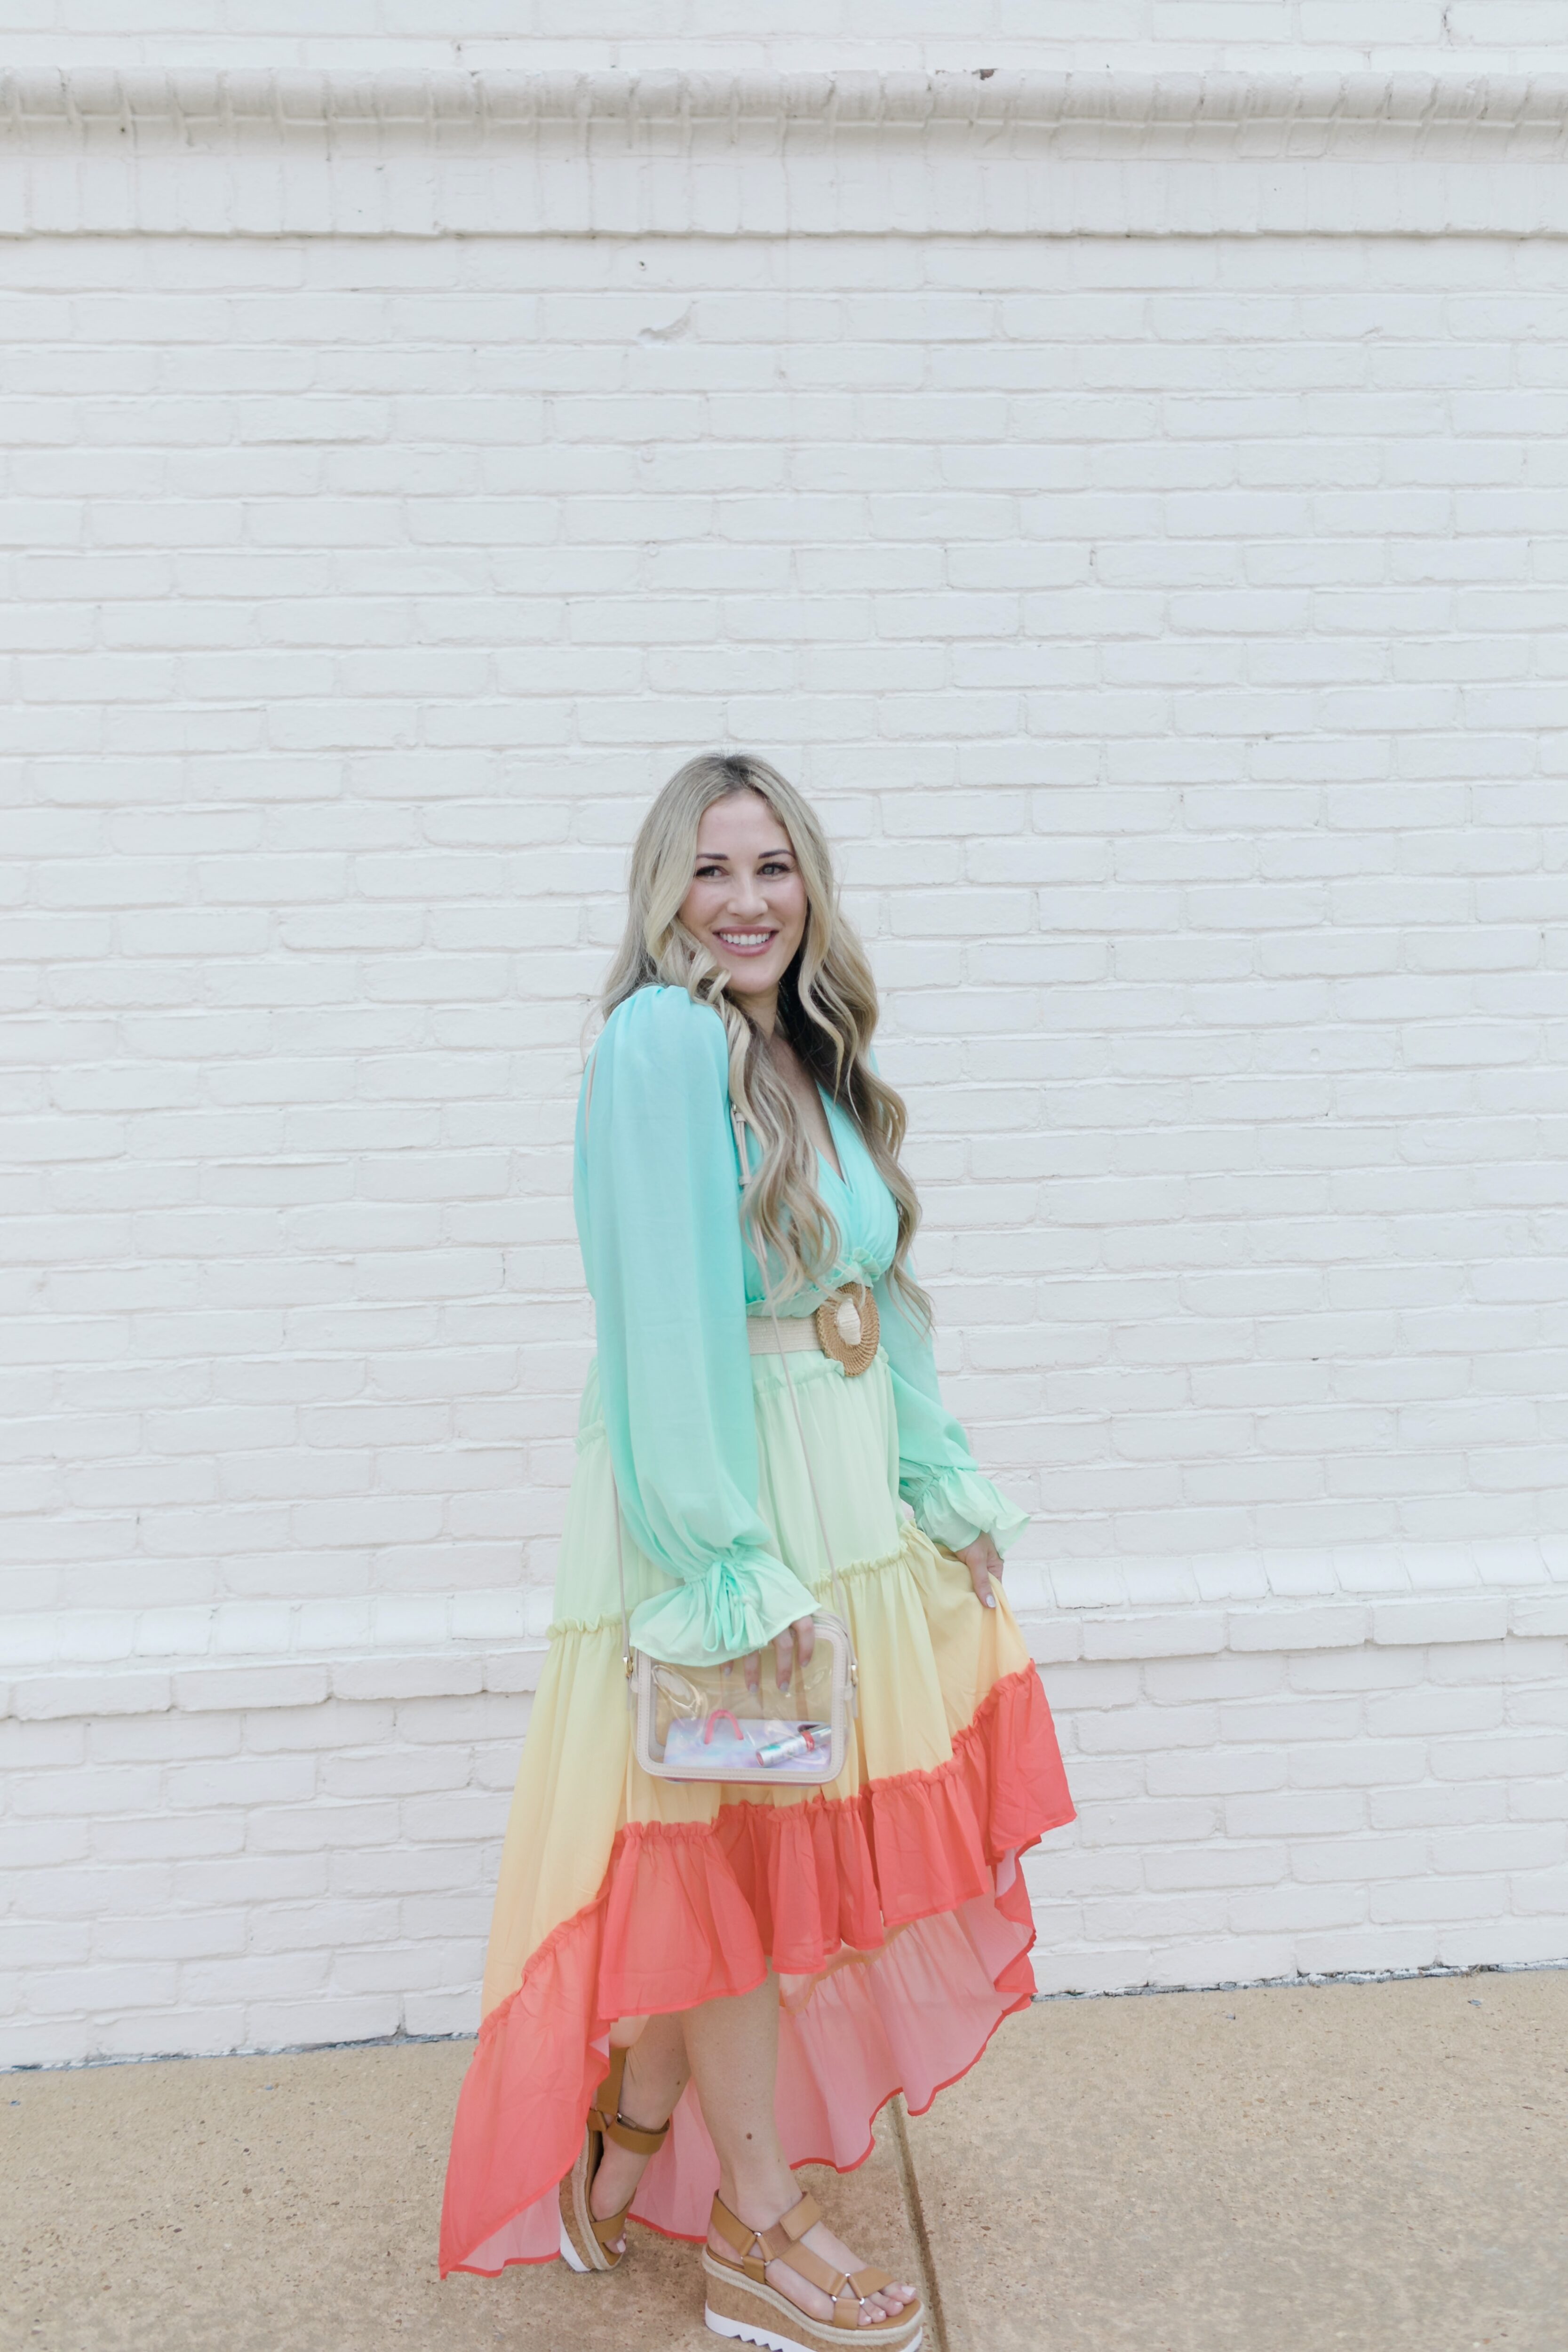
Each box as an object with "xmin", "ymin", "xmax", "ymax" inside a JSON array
[
  {"xmin": 904, "ymin": 1464, "xmax": 1030, "ymax": 1557},
  {"xmin": 626, "ymin": 1542, "xmax": 819, "ymax": 1669}
]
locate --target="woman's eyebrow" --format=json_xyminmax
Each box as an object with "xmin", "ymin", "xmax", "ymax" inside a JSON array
[{"xmin": 693, "ymin": 845, "xmax": 796, "ymax": 864}]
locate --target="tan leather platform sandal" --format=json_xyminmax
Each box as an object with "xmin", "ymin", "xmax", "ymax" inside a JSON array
[
  {"xmin": 557, "ymin": 2045, "xmax": 670, "ymax": 2272},
  {"xmin": 702, "ymin": 2188, "xmax": 923, "ymax": 2352}
]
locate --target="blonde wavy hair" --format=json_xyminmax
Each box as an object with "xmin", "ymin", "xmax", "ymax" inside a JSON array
[{"xmin": 599, "ymin": 752, "xmax": 929, "ymax": 1323}]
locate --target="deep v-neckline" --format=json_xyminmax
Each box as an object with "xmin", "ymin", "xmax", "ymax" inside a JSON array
[
  {"xmin": 813, "ymin": 1087, "xmax": 847, "ymax": 1188},
  {"xmin": 768, "ymin": 1033, "xmax": 845, "ymax": 1185}
]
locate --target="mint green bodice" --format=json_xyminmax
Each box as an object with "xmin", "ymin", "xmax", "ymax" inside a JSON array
[{"xmin": 573, "ymin": 984, "xmax": 1027, "ymax": 1667}]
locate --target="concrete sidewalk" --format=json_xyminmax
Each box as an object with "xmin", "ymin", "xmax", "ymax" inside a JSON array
[{"xmin": 3, "ymin": 1971, "xmax": 1565, "ymax": 2352}]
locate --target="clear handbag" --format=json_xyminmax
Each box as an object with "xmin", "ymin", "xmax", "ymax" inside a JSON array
[{"xmin": 626, "ymin": 1613, "xmax": 854, "ymax": 1787}]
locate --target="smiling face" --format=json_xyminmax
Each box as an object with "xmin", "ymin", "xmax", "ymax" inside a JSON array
[{"xmin": 676, "ymin": 788, "xmax": 809, "ymax": 1019}]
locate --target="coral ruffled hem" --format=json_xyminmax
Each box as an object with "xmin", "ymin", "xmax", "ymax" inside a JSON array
[{"xmin": 438, "ymin": 1663, "xmax": 1073, "ymax": 2277}]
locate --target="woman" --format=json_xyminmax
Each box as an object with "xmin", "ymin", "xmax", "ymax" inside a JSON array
[{"xmin": 440, "ymin": 754, "xmax": 1075, "ymax": 2348}]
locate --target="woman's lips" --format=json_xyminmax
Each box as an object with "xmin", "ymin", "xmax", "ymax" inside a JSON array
[{"xmin": 714, "ymin": 930, "xmax": 778, "ymax": 956}]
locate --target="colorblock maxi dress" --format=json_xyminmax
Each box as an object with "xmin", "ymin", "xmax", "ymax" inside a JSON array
[{"xmin": 439, "ymin": 985, "xmax": 1075, "ymax": 2276}]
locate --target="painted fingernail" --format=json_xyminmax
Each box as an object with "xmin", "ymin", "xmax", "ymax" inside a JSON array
[{"xmin": 984, "ymin": 1593, "xmax": 996, "ymax": 1608}]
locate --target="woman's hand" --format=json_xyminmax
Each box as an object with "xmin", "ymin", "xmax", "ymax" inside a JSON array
[
  {"xmin": 743, "ymin": 1614, "xmax": 816, "ymax": 1698},
  {"xmin": 956, "ymin": 1532, "xmax": 1004, "ymax": 1611}
]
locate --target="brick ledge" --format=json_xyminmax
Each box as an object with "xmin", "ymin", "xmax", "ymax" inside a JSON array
[
  {"xmin": 4, "ymin": 1542, "xmax": 1564, "ymax": 1721},
  {"xmin": 5, "ymin": 68, "xmax": 1568, "ymax": 143}
]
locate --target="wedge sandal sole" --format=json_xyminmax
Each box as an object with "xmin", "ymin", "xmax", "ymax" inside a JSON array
[
  {"xmin": 703, "ymin": 2252, "xmax": 922, "ymax": 2352},
  {"xmin": 705, "ymin": 2318, "xmax": 923, "ymax": 2352},
  {"xmin": 557, "ymin": 2131, "xmax": 622, "ymax": 2273}
]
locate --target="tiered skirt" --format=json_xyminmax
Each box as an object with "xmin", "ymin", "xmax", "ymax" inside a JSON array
[{"xmin": 439, "ymin": 1341, "xmax": 1075, "ymax": 2276}]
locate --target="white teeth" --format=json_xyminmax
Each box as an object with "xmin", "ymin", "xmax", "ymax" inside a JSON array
[{"xmin": 718, "ymin": 932, "xmax": 772, "ymax": 946}]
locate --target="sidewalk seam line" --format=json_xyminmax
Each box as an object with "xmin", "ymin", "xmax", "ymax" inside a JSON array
[{"xmin": 886, "ymin": 2092, "xmax": 955, "ymax": 2352}]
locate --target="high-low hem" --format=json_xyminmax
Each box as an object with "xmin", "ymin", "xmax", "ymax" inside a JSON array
[{"xmin": 439, "ymin": 1662, "xmax": 1072, "ymax": 2278}]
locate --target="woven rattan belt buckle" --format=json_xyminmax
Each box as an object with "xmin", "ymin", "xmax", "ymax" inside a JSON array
[{"xmin": 814, "ymin": 1282, "xmax": 879, "ymax": 1376}]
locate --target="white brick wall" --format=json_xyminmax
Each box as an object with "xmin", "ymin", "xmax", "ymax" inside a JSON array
[
  {"xmin": 0, "ymin": 1669, "xmax": 526, "ymax": 2066},
  {"xmin": 7, "ymin": 224, "xmax": 1567, "ymax": 1621},
  {"xmin": 14, "ymin": 0, "xmax": 1568, "ymax": 74},
  {"xmin": 1025, "ymin": 1562, "xmax": 1568, "ymax": 1992},
  {"xmin": 4, "ymin": 45, "xmax": 1568, "ymax": 2056}
]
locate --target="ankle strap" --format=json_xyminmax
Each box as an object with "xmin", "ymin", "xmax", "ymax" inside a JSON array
[
  {"xmin": 595, "ymin": 2109, "xmax": 668, "ymax": 2156},
  {"xmin": 711, "ymin": 2188, "xmax": 821, "ymax": 2260},
  {"xmin": 590, "ymin": 2044, "xmax": 670, "ymax": 2158}
]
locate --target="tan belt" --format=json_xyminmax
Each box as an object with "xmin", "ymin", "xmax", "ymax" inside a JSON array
[
  {"xmin": 747, "ymin": 1315, "xmax": 822, "ymax": 1356},
  {"xmin": 746, "ymin": 1282, "xmax": 881, "ymax": 1378}
]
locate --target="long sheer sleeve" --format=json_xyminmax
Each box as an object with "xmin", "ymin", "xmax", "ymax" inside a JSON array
[
  {"xmin": 575, "ymin": 984, "xmax": 818, "ymax": 1666},
  {"xmin": 873, "ymin": 1267, "xmax": 1029, "ymax": 1556}
]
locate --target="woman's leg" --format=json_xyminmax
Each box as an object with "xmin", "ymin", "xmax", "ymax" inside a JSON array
[
  {"xmin": 589, "ymin": 2013, "xmax": 691, "ymax": 2253},
  {"xmin": 683, "ymin": 1973, "xmax": 916, "ymax": 2327}
]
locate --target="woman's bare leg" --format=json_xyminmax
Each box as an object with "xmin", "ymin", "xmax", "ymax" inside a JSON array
[
  {"xmin": 589, "ymin": 2012, "xmax": 690, "ymax": 2253},
  {"xmin": 682, "ymin": 1974, "xmax": 915, "ymax": 2328}
]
